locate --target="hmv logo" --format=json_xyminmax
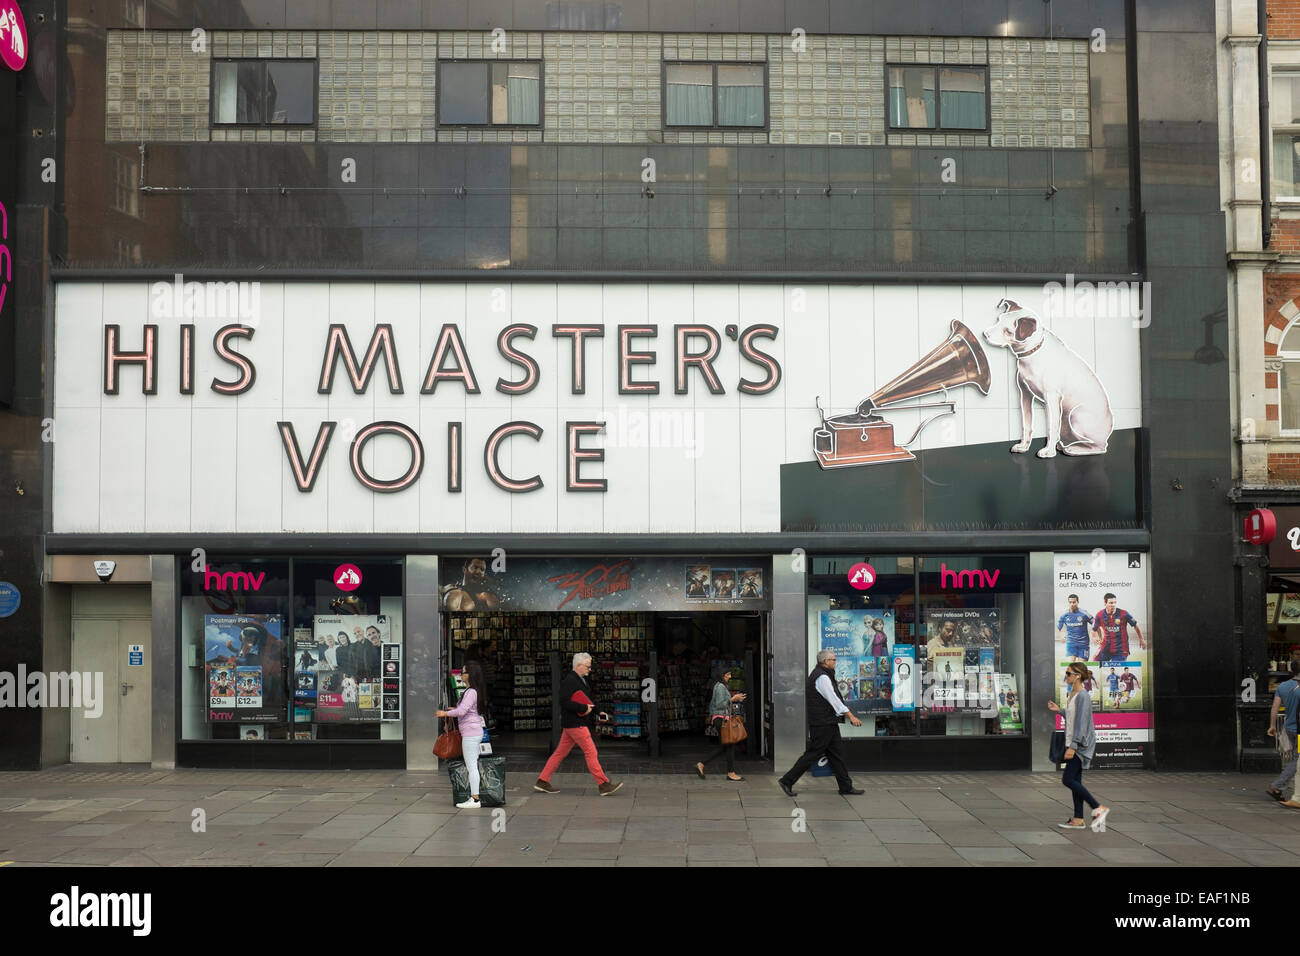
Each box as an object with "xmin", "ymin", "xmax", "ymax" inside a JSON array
[
  {"xmin": 203, "ymin": 566, "xmax": 265, "ymax": 591},
  {"xmin": 940, "ymin": 563, "xmax": 1000, "ymax": 589}
]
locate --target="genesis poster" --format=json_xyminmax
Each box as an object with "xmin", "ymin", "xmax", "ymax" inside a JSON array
[
  {"xmin": 1053, "ymin": 551, "xmax": 1152, "ymax": 768},
  {"xmin": 204, "ymin": 614, "xmax": 284, "ymax": 722},
  {"xmin": 819, "ymin": 609, "xmax": 897, "ymax": 716},
  {"xmin": 298, "ymin": 616, "xmax": 398, "ymax": 724}
]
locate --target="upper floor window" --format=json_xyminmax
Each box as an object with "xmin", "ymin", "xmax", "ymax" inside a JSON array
[
  {"xmin": 664, "ymin": 63, "xmax": 766, "ymax": 128},
  {"xmin": 888, "ymin": 65, "xmax": 987, "ymax": 132},
  {"xmin": 212, "ymin": 59, "xmax": 316, "ymax": 126},
  {"xmin": 438, "ymin": 61, "xmax": 542, "ymax": 126},
  {"xmin": 1281, "ymin": 319, "xmax": 1300, "ymax": 434},
  {"xmin": 1273, "ymin": 72, "xmax": 1300, "ymax": 202}
]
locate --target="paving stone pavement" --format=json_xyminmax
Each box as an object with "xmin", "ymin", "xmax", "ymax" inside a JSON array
[{"xmin": 0, "ymin": 767, "xmax": 1294, "ymax": 867}]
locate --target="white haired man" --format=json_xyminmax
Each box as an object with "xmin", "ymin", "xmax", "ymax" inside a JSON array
[
  {"xmin": 778, "ymin": 648, "xmax": 865, "ymax": 797},
  {"xmin": 534, "ymin": 652, "xmax": 623, "ymax": 796}
]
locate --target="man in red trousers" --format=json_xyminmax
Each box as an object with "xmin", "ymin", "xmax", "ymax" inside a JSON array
[{"xmin": 534, "ymin": 652, "xmax": 624, "ymax": 796}]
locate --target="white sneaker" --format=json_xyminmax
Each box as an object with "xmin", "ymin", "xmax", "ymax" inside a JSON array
[{"xmin": 456, "ymin": 798, "xmax": 481, "ymax": 809}]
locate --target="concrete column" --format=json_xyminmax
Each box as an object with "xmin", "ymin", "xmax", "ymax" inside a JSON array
[
  {"xmin": 771, "ymin": 552, "xmax": 807, "ymax": 772},
  {"xmin": 405, "ymin": 555, "xmax": 441, "ymax": 771},
  {"xmin": 1028, "ymin": 551, "xmax": 1057, "ymax": 772},
  {"xmin": 150, "ymin": 555, "xmax": 176, "ymax": 770}
]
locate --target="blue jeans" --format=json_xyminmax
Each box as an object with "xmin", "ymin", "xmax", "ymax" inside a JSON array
[
  {"xmin": 1062, "ymin": 755, "xmax": 1099, "ymax": 819},
  {"xmin": 463, "ymin": 736, "xmax": 482, "ymax": 798}
]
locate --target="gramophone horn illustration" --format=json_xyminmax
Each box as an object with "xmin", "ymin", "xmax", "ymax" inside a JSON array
[{"xmin": 813, "ymin": 320, "xmax": 992, "ymax": 468}]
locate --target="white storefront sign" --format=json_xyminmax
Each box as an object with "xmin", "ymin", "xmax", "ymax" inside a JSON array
[{"xmin": 52, "ymin": 281, "xmax": 1142, "ymax": 534}]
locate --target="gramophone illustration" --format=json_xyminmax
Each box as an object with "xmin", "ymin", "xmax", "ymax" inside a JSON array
[{"xmin": 813, "ymin": 320, "xmax": 991, "ymax": 469}]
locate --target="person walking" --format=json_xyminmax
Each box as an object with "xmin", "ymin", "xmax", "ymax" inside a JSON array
[
  {"xmin": 778, "ymin": 649, "xmax": 865, "ymax": 797},
  {"xmin": 436, "ymin": 661, "xmax": 488, "ymax": 809},
  {"xmin": 1268, "ymin": 660, "xmax": 1300, "ymax": 807},
  {"xmin": 695, "ymin": 663, "xmax": 747, "ymax": 782},
  {"xmin": 534, "ymin": 652, "xmax": 623, "ymax": 796},
  {"xmin": 1048, "ymin": 662, "xmax": 1110, "ymax": 831}
]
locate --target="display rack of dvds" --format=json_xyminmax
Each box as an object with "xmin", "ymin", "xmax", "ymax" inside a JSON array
[
  {"xmin": 447, "ymin": 611, "xmax": 649, "ymax": 733},
  {"xmin": 591, "ymin": 659, "xmax": 646, "ymax": 739},
  {"xmin": 657, "ymin": 657, "xmax": 710, "ymax": 733}
]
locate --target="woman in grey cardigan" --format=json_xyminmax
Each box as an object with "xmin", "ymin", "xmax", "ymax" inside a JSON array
[
  {"xmin": 695, "ymin": 663, "xmax": 747, "ymax": 781},
  {"xmin": 1047, "ymin": 662, "xmax": 1111, "ymax": 831}
]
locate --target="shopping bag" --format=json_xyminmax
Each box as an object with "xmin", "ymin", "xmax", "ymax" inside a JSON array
[
  {"xmin": 446, "ymin": 758, "xmax": 472, "ymax": 805},
  {"xmin": 811, "ymin": 755, "xmax": 834, "ymax": 777},
  {"xmin": 477, "ymin": 755, "xmax": 507, "ymax": 807}
]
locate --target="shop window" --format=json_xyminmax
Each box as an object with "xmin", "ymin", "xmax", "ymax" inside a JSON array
[
  {"xmin": 290, "ymin": 559, "xmax": 405, "ymax": 741},
  {"xmin": 438, "ymin": 61, "xmax": 542, "ymax": 126},
  {"xmin": 1272, "ymin": 71, "xmax": 1300, "ymax": 202},
  {"xmin": 807, "ymin": 554, "xmax": 1026, "ymax": 739},
  {"xmin": 1280, "ymin": 320, "xmax": 1300, "ymax": 434},
  {"xmin": 180, "ymin": 557, "xmax": 404, "ymax": 742},
  {"xmin": 212, "ymin": 59, "xmax": 316, "ymax": 126},
  {"xmin": 888, "ymin": 65, "xmax": 987, "ymax": 132},
  {"xmin": 664, "ymin": 63, "xmax": 766, "ymax": 128},
  {"xmin": 180, "ymin": 558, "xmax": 292, "ymax": 741}
]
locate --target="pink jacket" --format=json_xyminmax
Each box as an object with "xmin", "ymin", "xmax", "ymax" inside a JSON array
[{"xmin": 445, "ymin": 687, "xmax": 484, "ymax": 739}]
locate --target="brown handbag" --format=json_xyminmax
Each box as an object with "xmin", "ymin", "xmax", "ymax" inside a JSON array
[
  {"xmin": 720, "ymin": 714, "xmax": 748, "ymax": 746},
  {"xmin": 433, "ymin": 717, "xmax": 462, "ymax": 759}
]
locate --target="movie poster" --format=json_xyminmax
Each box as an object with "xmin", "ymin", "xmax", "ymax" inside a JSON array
[
  {"xmin": 996, "ymin": 674, "xmax": 1022, "ymax": 732},
  {"xmin": 819, "ymin": 610, "xmax": 897, "ymax": 716},
  {"xmin": 1053, "ymin": 551, "xmax": 1152, "ymax": 767},
  {"xmin": 204, "ymin": 614, "xmax": 284, "ymax": 722},
  {"xmin": 302, "ymin": 616, "xmax": 397, "ymax": 724}
]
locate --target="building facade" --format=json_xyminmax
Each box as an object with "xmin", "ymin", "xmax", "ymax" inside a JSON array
[
  {"xmin": 0, "ymin": 0, "xmax": 1231, "ymax": 773},
  {"xmin": 1223, "ymin": 0, "xmax": 1300, "ymax": 770}
]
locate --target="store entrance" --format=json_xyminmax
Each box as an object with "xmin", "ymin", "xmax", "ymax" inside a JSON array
[{"xmin": 443, "ymin": 610, "xmax": 768, "ymax": 769}]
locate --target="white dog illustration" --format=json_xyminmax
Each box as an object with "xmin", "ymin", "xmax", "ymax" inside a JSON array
[{"xmin": 982, "ymin": 299, "xmax": 1113, "ymax": 458}]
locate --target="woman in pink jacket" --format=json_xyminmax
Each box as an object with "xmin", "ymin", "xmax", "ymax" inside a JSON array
[{"xmin": 436, "ymin": 661, "xmax": 487, "ymax": 809}]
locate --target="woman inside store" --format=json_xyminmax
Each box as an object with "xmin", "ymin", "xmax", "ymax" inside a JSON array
[
  {"xmin": 1048, "ymin": 662, "xmax": 1111, "ymax": 831},
  {"xmin": 436, "ymin": 661, "xmax": 488, "ymax": 810},
  {"xmin": 695, "ymin": 663, "xmax": 747, "ymax": 782}
]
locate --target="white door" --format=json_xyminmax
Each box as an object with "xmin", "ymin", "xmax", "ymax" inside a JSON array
[{"xmin": 71, "ymin": 616, "xmax": 151, "ymax": 763}]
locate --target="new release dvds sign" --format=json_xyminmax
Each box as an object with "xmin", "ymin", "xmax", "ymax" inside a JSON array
[{"xmin": 204, "ymin": 614, "xmax": 284, "ymax": 722}]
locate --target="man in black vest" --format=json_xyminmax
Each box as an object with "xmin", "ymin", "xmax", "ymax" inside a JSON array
[{"xmin": 779, "ymin": 649, "xmax": 865, "ymax": 797}]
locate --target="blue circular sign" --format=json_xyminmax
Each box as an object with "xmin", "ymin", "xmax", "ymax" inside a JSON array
[{"xmin": 0, "ymin": 581, "xmax": 19, "ymax": 618}]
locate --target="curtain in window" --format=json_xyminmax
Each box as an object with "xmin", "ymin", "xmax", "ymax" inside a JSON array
[
  {"xmin": 667, "ymin": 65, "xmax": 713, "ymax": 126},
  {"xmin": 1274, "ymin": 135, "xmax": 1300, "ymax": 199},
  {"xmin": 717, "ymin": 66, "xmax": 764, "ymax": 126},
  {"xmin": 939, "ymin": 69, "xmax": 985, "ymax": 130},
  {"xmin": 717, "ymin": 86, "xmax": 762, "ymax": 126},
  {"xmin": 507, "ymin": 74, "xmax": 540, "ymax": 124},
  {"xmin": 214, "ymin": 62, "xmax": 238, "ymax": 124},
  {"xmin": 888, "ymin": 68, "xmax": 935, "ymax": 128}
]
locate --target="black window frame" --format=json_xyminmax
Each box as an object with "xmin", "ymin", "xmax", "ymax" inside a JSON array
[
  {"xmin": 209, "ymin": 57, "xmax": 319, "ymax": 129},
  {"xmin": 885, "ymin": 63, "xmax": 991, "ymax": 134},
  {"xmin": 435, "ymin": 59, "xmax": 545, "ymax": 129},
  {"xmin": 661, "ymin": 60, "xmax": 770, "ymax": 131}
]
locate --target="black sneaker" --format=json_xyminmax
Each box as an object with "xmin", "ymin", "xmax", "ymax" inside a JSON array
[
  {"xmin": 779, "ymin": 780, "xmax": 796, "ymax": 797},
  {"xmin": 533, "ymin": 778, "xmax": 559, "ymax": 793}
]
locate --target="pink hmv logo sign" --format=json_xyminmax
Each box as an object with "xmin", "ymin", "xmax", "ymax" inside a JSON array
[
  {"xmin": 334, "ymin": 564, "xmax": 362, "ymax": 591},
  {"xmin": 0, "ymin": 2, "xmax": 27, "ymax": 72}
]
